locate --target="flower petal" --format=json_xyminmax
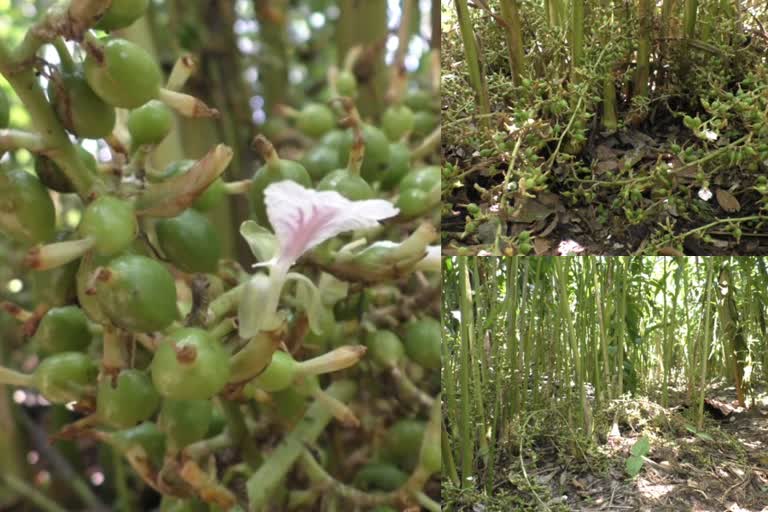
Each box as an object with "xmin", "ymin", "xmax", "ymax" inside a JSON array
[
  {"xmin": 264, "ymin": 180, "xmax": 398, "ymax": 270},
  {"xmin": 237, "ymin": 273, "xmax": 284, "ymax": 338}
]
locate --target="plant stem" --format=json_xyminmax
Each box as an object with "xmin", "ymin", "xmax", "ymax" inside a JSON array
[
  {"xmin": 337, "ymin": 0, "xmax": 388, "ymax": 118},
  {"xmin": 681, "ymin": 0, "xmax": 698, "ymax": 75},
  {"xmin": 0, "ymin": 129, "xmax": 45, "ymax": 152},
  {"xmin": 1, "ymin": 474, "xmax": 68, "ymax": 512},
  {"xmin": 0, "ymin": 42, "xmax": 100, "ymax": 198},
  {"xmin": 112, "ymin": 447, "xmax": 133, "ymax": 512},
  {"xmin": 697, "ymin": 258, "xmax": 714, "ymax": 430},
  {"xmin": 500, "ymin": 0, "xmax": 526, "ymax": 86},
  {"xmin": 0, "ymin": 366, "xmax": 34, "ymax": 387},
  {"xmin": 634, "ymin": 0, "xmax": 652, "ymax": 101},
  {"xmin": 206, "ymin": 282, "xmax": 246, "ymax": 326},
  {"xmin": 411, "ymin": 126, "xmax": 441, "ymax": 161},
  {"xmin": 453, "ymin": 0, "xmax": 491, "ymax": 129},
  {"xmin": 457, "ymin": 257, "xmax": 474, "ymax": 487},
  {"xmin": 246, "ymin": 380, "xmax": 357, "ymax": 510}
]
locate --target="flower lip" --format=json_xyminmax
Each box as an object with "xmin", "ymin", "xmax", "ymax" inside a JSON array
[{"xmin": 264, "ymin": 180, "xmax": 399, "ymax": 272}]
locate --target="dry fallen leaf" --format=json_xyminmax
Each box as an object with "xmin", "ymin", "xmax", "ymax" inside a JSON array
[
  {"xmin": 657, "ymin": 247, "xmax": 684, "ymax": 257},
  {"xmin": 715, "ymin": 189, "xmax": 741, "ymax": 213},
  {"xmin": 596, "ymin": 160, "xmax": 619, "ymax": 173},
  {"xmin": 533, "ymin": 237, "xmax": 552, "ymax": 255}
]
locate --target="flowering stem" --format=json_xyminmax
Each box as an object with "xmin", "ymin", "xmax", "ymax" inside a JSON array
[
  {"xmin": 0, "ymin": 1, "xmax": 111, "ymax": 199},
  {"xmin": 246, "ymin": 380, "xmax": 357, "ymax": 509},
  {"xmin": 0, "ymin": 366, "xmax": 34, "ymax": 388},
  {"xmin": 12, "ymin": 0, "xmax": 112, "ymax": 66},
  {"xmin": 391, "ymin": 366, "xmax": 435, "ymax": 408},
  {"xmin": 415, "ymin": 492, "xmax": 441, "ymax": 512},
  {"xmin": 209, "ymin": 318, "xmax": 236, "ymax": 341},
  {"xmin": 102, "ymin": 327, "xmax": 125, "ymax": 373},
  {"xmin": 183, "ymin": 431, "xmax": 231, "ymax": 459},
  {"xmin": 1, "ymin": 474, "xmax": 68, "ymax": 512},
  {"xmin": 52, "ymin": 38, "xmax": 75, "ymax": 73},
  {"xmin": 0, "ymin": 129, "xmax": 46, "ymax": 153},
  {"xmin": 411, "ymin": 126, "xmax": 441, "ymax": 162},
  {"xmin": 309, "ymin": 386, "xmax": 360, "ymax": 427},
  {"xmin": 206, "ymin": 283, "xmax": 245, "ymax": 326}
]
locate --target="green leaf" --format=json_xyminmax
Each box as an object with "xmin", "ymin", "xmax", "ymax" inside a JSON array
[
  {"xmin": 239, "ymin": 220, "xmax": 277, "ymax": 263},
  {"xmin": 695, "ymin": 432, "xmax": 714, "ymax": 442},
  {"xmin": 630, "ymin": 436, "xmax": 650, "ymax": 457},
  {"xmin": 625, "ymin": 455, "xmax": 644, "ymax": 477}
]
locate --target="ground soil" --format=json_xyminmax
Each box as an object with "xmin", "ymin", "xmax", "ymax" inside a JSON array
[{"xmin": 444, "ymin": 383, "xmax": 768, "ymax": 511}]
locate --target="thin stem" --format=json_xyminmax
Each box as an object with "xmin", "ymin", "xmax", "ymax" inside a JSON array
[
  {"xmin": 184, "ymin": 431, "xmax": 232, "ymax": 459},
  {"xmin": 0, "ymin": 129, "xmax": 46, "ymax": 152},
  {"xmin": 52, "ymin": 38, "xmax": 75, "ymax": 72},
  {"xmin": 246, "ymin": 380, "xmax": 357, "ymax": 509},
  {"xmin": 112, "ymin": 447, "xmax": 133, "ymax": 512},
  {"xmin": 390, "ymin": 366, "xmax": 435, "ymax": 408},
  {"xmin": 415, "ymin": 492, "xmax": 441, "ymax": 512},
  {"xmin": 411, "ymin": 126, "xmax": 441, "ymax": 161},
  {"xmin": 0, "ymin": 41, "xmax": 100, "ymax": 198},
  {"xmin": 457, "ymin": 257, "xmax": 474, "ymax": 486},
  {"xmin": 499, "ymin": 0, "xmax": 526, "ymax": 86},
  {"xmin": 0, "ymin": 366, "xmax": 35, "ymax": 388},
  {"xmin": 2, "ymin": 474, "xmax": 68, "ymax": 512},
  {"xmin": 453, "ymin": 0, "xmax": 491, "ymax": 128},
  {"xmin": 206, "ymin": 283, "xmax": 245, "ymax": 326}
]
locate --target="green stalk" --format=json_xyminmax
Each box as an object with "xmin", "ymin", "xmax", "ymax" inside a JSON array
[
  {"xmin": 457, "ymin": 257, "xmax": 474, "ymax": 487},
  {"xmin": 565, "ymin": 0, "xmax": 586, "ymax": 153},
  {"xmin": 499, "ymin": 0, "xmax": 526, "ymax": 86},
  {"xmin": 555, "ymin": 258, "xmax": 590, "ymax": 434},
  {"xmin": 253, "ymin": 0, "xmax": 289, "ymax": 114},
  {"xmin": 550, "ymin": 0, "xmax": 564, "ymax": 28},
  {"xmin": 0, "ymin": 366, "xmax": 34, "ymax": 387},
  {"xmin": 516, "ymin": 261, "xmax": 530, "ymax": 413},
  {"xmin": 634, "ymin": 0, "xmax": 652, "ymax": 101},
  {"xmin": 696, "ymin": 258, "xmax": 714, "ymax": 430},
  {"xmin": 659, "ymin": 0, "xmax": 677, "ymax": 80},
  {"xmin": 593, "ymin": 264, "xmax": 612, "ymax": 401},
  {"xmin": 505, "ymin": 257, "xmax": 520, "ymax": 419},
  {"xmin": 442, "ymin": 420, "xmax": 460, "ymax": 486},
  {"xmin": 0, "ymin": 336, "xmax": 24, "ymax": 508},
  {"xmin": 246, "ymin": 380, "xmax": 356, "ymax": 509},
  {"xmin": 337, "ymin": 0, "xmax": 388, "ymax": 119},
  {"xmin": 617, "ymin": 259, "xmax": 627, "ymax": 396},
  {"xmin": 1, "ymin": 475, "xmax": 68, "ymax": 512},
  {"xmin": 453, "ymin": 0, "xmax": 491, "ymax": 128},
  {"xmin": 681, "ymin": 0, "xmax": 698, "ymax": 75},
  {"xmin": 602, "ymin": 74, "xmax": 618, "ymax": 133},
  {"xmin": 661, "ymin": 260, "xmax": 670, "ymax": 407},
  {"xmin": 572, "ymin": 0, "xmax": 585, "ymax": 67},
  {"xmin": 0, "ymin": 44, "xmax": 100, "ymax": 198},
  {"xmin": 442, "ymin": 323, "xmax": 458, "ymax": 438},
  {"xmin": 468, "ymin": 260, "xmax": 489, "ymax": 468}
]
